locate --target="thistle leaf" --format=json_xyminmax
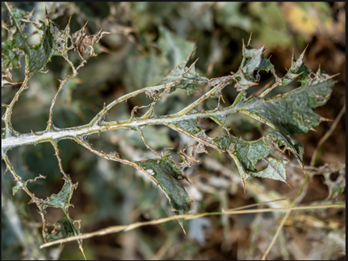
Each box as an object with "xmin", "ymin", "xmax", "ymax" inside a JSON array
[
  {"xmin": 137, "ymin": 156, "xmax": 191, "ymax": 228},
  {"xmin": 252, "ymin": 157, "xmax": 288, "ymax": 183},
  {"xmin": 46, "ymin": 181, "xmax": 76, "ymax": 209}
]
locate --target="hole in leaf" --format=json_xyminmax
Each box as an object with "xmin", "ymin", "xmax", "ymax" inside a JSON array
[
  {"xmin": 7, "ymin": 144, "xmax": 69, "ymax": 203},
  {"xmin": 44, "ymin": 208, "xmax": 66, "ymax": 224},
  {"xmin": 199, "ymin": 117, "xmax": 224, "ymax": 137},
  {"xmin": 329, "ymin": 171, "xmax": 339, "ymax": 182},
  {"xmin": 255, "ymin": 160, "xmax": 268, "ymax": 171},
  {"xmin": 88, "ymin": 129, "xmax": 125, "ymax": 154},
  {"xmin": 221, "ymin": 85, "xmax": 237, "ymax": 107},
  {"xmin": 27, "ymin": 33, "xmax": 42, "ymax": 47}
]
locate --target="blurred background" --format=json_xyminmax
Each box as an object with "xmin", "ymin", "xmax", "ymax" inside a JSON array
[{"xmin": 1, "ymin": 2, "xmax": 345, "ymax": 260}]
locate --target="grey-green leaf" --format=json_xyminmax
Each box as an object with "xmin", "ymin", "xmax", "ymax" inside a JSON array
[
  {"xmin": 137, "ymin": 156, "xmax": 191, "ymax": 226},
  {"xmin": 151, "ymin": 47, "xmax": 209, "ymax": 95},
  {"xmin": 47, "ymin": 181, "xmax": 75, "ymax": 209},
  {"xmin": 5, "ymin": 6, "xmax": 70, "ymax": 76},
  {"xmin": 252, "ymin": 158, "xmax": 288, "ymax": 183},
  {"xmin": 12, "ymin": 181, "xmax": 24, "ymax": 195},
  {"xmin": 46, "ymin": 217, "xmax": 78, "ymax": 241}
]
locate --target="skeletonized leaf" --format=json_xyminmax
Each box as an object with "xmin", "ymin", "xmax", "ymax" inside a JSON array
[
  {"xmin": 12, "ymin": 180, "xmax": 24, "ymax": 195},
  {"xmin": 46, "ymin": 217, "xmax": 77, "ymax": 241},
  {"xmin": 4, "ymin": 6, "xmax": 53, "ymax": 75},
  {"xmin": 46, "ymin": 181, "xmax": 76, "ymax": 209}
]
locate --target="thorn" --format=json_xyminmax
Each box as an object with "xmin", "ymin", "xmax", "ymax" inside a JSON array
[
  {"xmin": 4, "ymin": 2, "xmax": 11, "ymax": 11},
  {"xmin": 303, "ymin": 43, "xmax": 309, "ymax": 54},
  {"xmin": 67, "ymin": 16, "xmax": 72, "ymax": 28},
  {"xmin": 309, "ymin": 127, "xmax": 317, "ymax": 132},
  {"xmin": 179, "ymin": 222, "xmax": 187, "ymax": 235},
  {"xmin": 191, "ymin": 46, "xmax": 198, "ymax": 56},
  {"xmin": 184, "ymin": 46, "xmax": 198, "ymax": 65},
  {"xmin": 192, "ymin": 57, "xmax": 199, "ymax": 65},
  {"xmin": 297, "ymin": 158, "xmax": 306, "ymax": 175},
  {"xmin": 45, "ymin": 5, "xmax": 49, "ymax": 18},
  {"xmin": 83, "ymin": 21, "xmax": 89, "ymax": 29},
  {"xmin": 242, "ymin": 179, "xmax": 247, "ymax": 193},
  {"xmin": 221, "ymin": 95, "xmax": 226, "ymax": 104},
  {"xmin": 242, "ymin": 38, "xmax": 245, "ymax": 54},
  {"xmin": 326, "ymin": 73, "xmax": 340, "ymax": 80},
  {"xmin": 292, "ymin": 48, "xmax": 295, "ymax": 61},
  {"xmin": 268, "ymin": 54, "xmax": 272, "ymax": 60},
  {"xmin": 79, "ymin": 243, "xmax": 87, "ymax": 260},
  {"xmin": 185, "ymin": 176, "xmax": 193, "ymax": 185},
  {"xmin": 59, "ymin": 243, "xmax": 64, "ymax": 255},
  {"xmin": 320, "ymin": 117, "xmax": 333, "ymax": 122},
  {"xmin": 285, "ymin": 181, "xmax": 292, "ymax": 189},
  {"xmin": 247, "ymin": 32, "xmax": 253, "ymax": 46},
  {"xmin": 29, "ymin": 7, "xmax": 35, "ymax": 17},
  {"xmin": 184, "ymin": 57, "xmax": 199, "ymax": 74}
]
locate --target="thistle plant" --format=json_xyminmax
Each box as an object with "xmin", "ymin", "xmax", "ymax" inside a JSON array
[{"xmin": 1, "ymin": 4, "xmax": 338, "ymax": 257}]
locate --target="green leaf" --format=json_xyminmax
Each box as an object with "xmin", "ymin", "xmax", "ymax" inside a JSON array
[
  {"xmin": 149, "ymin": 49, "xmax": 209, "ymax": 96},
  {"xmin": 46, "ymin": 217, "xmax": 78, "ymax": 242},
  {"xmin": 209, "ymin": 115, "xmax": 229, "ymax": 130},
  {"xmin": 256, "ymin": 55, "xmax": 276, "ymax": 73},
  {"xmin": 211, "ymin": 55, "xmax": 334, "ymax": 184},
  {"xmin": 2, "ymin": 40, "xmax": 22, "ymax": 70},
  {"xmin": 241, "ymin": 45, "xmax": 265, "ymax": 74},
  {"xmin": 282, "ymin": 48, "xmax": 310, "ymax": 86},
  {"xmin": 154, "ymin": 27, "xmax": 209, "ymax": 94},
  {"xmin": 264, "ymin": 130, "xmax": 304, "ymax": 163},
  {"xmin": 213, "ymin": 132, "xmax": 295, "ymax": 188},
  {"xmin": 233, "ymin": 45, "xmax": 277, "ymax": 91},
  {"xmin": 234, "ymin": 69, "xmax": 257, "ymax": 91},
  {"xmin": 283, "ymin": 80, "xmax": 334, "ymax": 133},
  {"xmin": 7, "ymin": 6, "xmax": 51, "ymax": 75},
  {"xmin": 232, "ymin": 67, "xmax": 334, "ymax": 136},
  {"xmin": 137, "ymin": 156, "xmax": 191, "ymax": 227},
  {"xmin": 46, "ymin": 181, "xmax": 75, "ymax": 209},
  {"xmin": 173, "ymin": 119, "xmax": 202, "ymax": 135},
  {"xmin": 4, "ymin": 5, "xmax": 70, "ymax": 76},
  {"xmin": 12, "ymin": 181, "xmax": 24, "ymax": 195},
  {"xmin": 252, "ymin": 158, "xmax": 288, "ymax": 183},
  {"xmin": 213, "ymin": 135, "xmax": 274, "ymax": 188},
  {"xmin": 216, "ymin": 136, "xmax": 271, "ymax": 170}
]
